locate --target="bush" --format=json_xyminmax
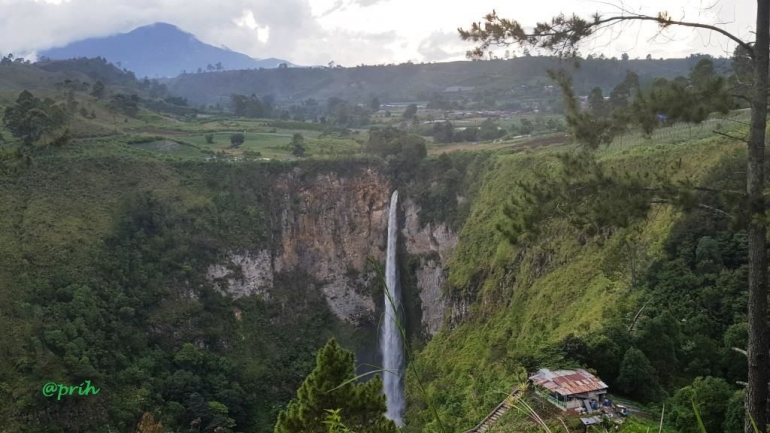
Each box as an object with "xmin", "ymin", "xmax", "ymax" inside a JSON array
[
  {"xmin": 230, "ymin": 133, "xmax": 245, "ymax": 148},
  {"xmin": 204, "ymin": 133, "xmax": 214, "ymax": 144}
]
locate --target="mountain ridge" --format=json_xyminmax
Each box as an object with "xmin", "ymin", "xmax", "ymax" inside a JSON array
[{"xmin": 40, "ymin": 22, "xmax": 293, "ymax": 78}]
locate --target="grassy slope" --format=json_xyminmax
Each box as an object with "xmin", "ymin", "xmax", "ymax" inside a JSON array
[{"xmin": 406, "ymin": 133, "xmax": 745, "ymax": 432}]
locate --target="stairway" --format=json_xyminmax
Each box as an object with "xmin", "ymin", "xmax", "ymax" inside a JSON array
[{"xmin": 462, "ymin": 387, "xmax": 522, "ymax": 433}]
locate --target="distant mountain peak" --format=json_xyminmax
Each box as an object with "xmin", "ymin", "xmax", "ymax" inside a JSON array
[{"xmin": 40, "ymin": 22, "xmax": 293, "ymax": 78}]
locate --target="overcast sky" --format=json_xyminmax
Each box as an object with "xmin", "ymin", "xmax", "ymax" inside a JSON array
[{"xmin": 0, "ymin": 0, "xmax": 758, "ymax": 66}]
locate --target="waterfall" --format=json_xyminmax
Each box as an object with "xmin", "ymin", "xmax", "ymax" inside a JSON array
[{"xmin": 382, "ymin": 190, "xmax": 405, "ymax": 426}]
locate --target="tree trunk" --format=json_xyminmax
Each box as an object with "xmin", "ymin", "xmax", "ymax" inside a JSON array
[{"xmin": 746, "ymin": 1, "xmax": 770, "ymax": 432}]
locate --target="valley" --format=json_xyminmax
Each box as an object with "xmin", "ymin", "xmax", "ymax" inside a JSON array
[{"xmin": 0, "ymin": 23, "xmax": 761, "ymax": 433}]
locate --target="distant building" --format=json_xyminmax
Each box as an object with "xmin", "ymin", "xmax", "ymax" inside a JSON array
[
  {"xmin": 444, "ymin": 86, "xmax": 475, "ymax": 93},
  {"xmin": 529, "ymin": 368, "xmax": 608, "ymax": 412}
]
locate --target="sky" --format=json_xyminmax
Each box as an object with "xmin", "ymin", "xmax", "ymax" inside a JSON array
[{"xmin": 0, "ymin": 0, "xmax": 759, "ymax": 66}]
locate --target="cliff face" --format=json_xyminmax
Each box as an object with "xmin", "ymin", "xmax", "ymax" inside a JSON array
[
  {"xmin": 206, "ymin": 167, "xmax": 389, "ymax": 325},
  {"xmin": 204, "ymin": 168, "xmax": 459, "ymax": 335},
  {"xmin": 402, "ymin": 198, "xmax": 458, "ymax": 336}
]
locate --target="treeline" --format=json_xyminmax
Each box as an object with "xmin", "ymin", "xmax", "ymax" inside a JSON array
[
  {"xmin": 578, "ymin": 57, "xmax": 734, "ymax": 141},
  {"xmin": 168, "ymin": 54, "xmax": 724, "ymax": 106},
  {"xmin": 228, "ymin": 94, "xmax": 376, "ymax": 129}
]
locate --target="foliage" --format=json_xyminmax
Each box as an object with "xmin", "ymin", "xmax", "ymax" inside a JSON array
[
  {"xmin": 402, "ymin": 104, "xmax": 418, "ymax": 120},
  {"xmin": 230, "ymin": 132, "xmax": 245, "ymax": 147},
  {"xmin": 91, "ymin": 80, "xmax": 105, "ymax": 98},
  {"xmin": 274, "ymin": 339, "xmax": 397, "ymax": 433},
  {"xmin": 2, "ymin": 90, "xmax": 67, "ymax": 145},
  {"xmin": 669, "ymin": 376, "xmax": 734, "ymax": 433},
  {"xmin": 108, "ymin": 93, "xmax": 140, "ymax": 117},
  {"xmin": 231, "ymin": 94, "xmax": 267, "ymax": 118}
]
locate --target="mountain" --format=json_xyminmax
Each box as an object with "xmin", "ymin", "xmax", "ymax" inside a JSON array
[{"xmin": 39, "ymin": 22, "xmax": 293, "ymax": 78}]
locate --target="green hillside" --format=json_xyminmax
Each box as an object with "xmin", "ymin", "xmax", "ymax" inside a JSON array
[{"xmin": 405, "ymin": 126, "xmax": 749, "ymax": 432}]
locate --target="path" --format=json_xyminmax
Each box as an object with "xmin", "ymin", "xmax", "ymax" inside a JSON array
[{"xmin": 462, "ymin": 387, "xmax": 522, "ymax": 433}]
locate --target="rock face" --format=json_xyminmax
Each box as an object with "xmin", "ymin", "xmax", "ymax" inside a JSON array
[
  {"xmin": 402, "ymin": 199, "xmax": 458, "ymax": 336},
  {"xmin": 204, "ymin": 168, "xmax": 458, "ymax": 335},
  {"xmin": 206, "ymin": 167, "xmax": 389, "ymax": 325}
]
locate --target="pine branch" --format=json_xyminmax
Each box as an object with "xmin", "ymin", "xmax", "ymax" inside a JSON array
[{"xmin": 459, "ymin": 11, "xmax": 753, "ymax": 59}]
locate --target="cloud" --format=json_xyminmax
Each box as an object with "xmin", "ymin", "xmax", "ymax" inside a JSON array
[
  {"xmin": 294, "ymin": 29, "xmax": 403, "ymax": 66},
  {"xmin": 0, "ymin": 0, "xmax": 345, "ymax": 65},
  {"xmin": 353, "ymin": 0, "xmax": 389, "ymax": 6},
  {"xmin": 417, "ymin": 31, "xmax": 470, "ymax": 62},
  {"xmin": 0, "ymin": 0, "xmax": 758, "ymax": 66}
]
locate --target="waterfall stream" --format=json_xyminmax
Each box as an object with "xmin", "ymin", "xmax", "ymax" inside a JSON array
[{"xmin": 382, "ymin": 190, "xmax": 405, "ymax": 426}]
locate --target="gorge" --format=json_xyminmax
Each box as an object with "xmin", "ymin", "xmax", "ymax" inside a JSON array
[{"xmin": 0, "ymin": 132, "xmax": 750, "ymax": 432}]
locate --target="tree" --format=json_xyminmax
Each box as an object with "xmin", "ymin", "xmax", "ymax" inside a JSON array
[
  {"xmin": 205, "ymin": 133, "xmax": 214, "ymax": 144},
  {"xmin": 519, "ymin": 118, "xmax": 534, "ymax": 135},
  {"xmin": 291, "ymin": 133, "xmax": 306, "ymax": 157},
  {"xmin": 370, "ymin": 97, "xmax": 381, "ymax": 112},
  {"xmin": 670, "ymin": 376, "xmax": 734, "ymax": 433},
  {"xmin": 91, "ymin": 80, "xmax": 105, "ymax": 99},
  {"xmin": 646, "ymin": 54, "xmax": 653, "ymax": 60},
  {"xmin": 274, "ymin": 339, "xmax": 397, "ymax": 433},
  {"xmin": 108, "ymin": 94, "xmax": 140, "ymax": 117},
  {"xmin": 215, "ymin": 62, "xmax": 223, "ymax": 71},
  {"xmin": 621, "ymin": 52, "xmax": 629, "ymax": 61},
  {"xmin": 230, "ymin": 133, "xmax": 245, "ymax": 148},
  {"xmin": 459, "ymin": 7, "xmax": 770, "ymax": 431},
  {"xmin": 3, "ymin": 90, "xmax": 66, "ymax": 145},
  {"xmin": 615, "ymin": 347, "xmax": 660, "ymax": 402},
  {"xmin": 402, "ymin": 104, "xmax": 418, "ymax": 120},
  {"xmin": 431, "ymin": 121, "xmax": 454, "ymax": 143},
  {"xmin": 588, "ymin": 87, "xmax": 608, "ymax": 117},
  {"xmin": 478, "ymin": 118, "xmax": 506, "ymax": 141}
]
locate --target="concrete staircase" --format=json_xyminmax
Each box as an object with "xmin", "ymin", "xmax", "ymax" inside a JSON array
[{"xmin": 462, "ymin": 387, "xmax": 522, "ymax": 433}]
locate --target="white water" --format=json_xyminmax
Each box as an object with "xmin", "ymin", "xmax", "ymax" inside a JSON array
[{"xmin": 382, "ymin": 190, "xmax": 405, "ymax": 426}]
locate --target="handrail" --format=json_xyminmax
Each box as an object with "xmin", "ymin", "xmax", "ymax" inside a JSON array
[{"xmin": 461, "ymin": 387, "xmax": 521, "ymax": 433}]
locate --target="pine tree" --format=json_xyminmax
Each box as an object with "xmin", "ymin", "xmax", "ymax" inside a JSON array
[{"xmin": 274, "ymin": 339, "xmax": 397, "ymax": 433}]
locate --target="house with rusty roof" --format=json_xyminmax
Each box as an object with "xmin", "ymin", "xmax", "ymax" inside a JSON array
[{"xmin": 528, "ymin": 368, "xmax": 609, "ymax": 412}]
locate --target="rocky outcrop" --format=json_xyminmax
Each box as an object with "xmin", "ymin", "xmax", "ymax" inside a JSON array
[
  {"xmin": 206, "ymin": 250, "xmax": 273, "ymax": 299},
  {"xmin": 402, "ymin": 198, "xmax": 458, "ymax": 336}
]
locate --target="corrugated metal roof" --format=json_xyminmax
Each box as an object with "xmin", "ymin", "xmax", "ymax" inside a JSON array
[{"xmin": 529, "ymin": 368, "xmax": 608, "ymax": 396}]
